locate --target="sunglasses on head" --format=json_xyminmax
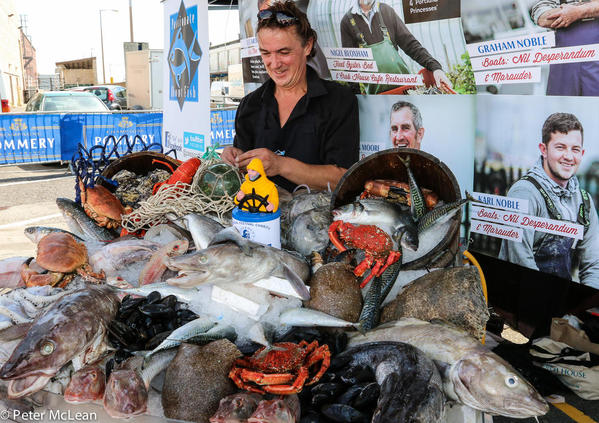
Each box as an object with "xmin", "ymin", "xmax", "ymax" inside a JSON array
[{"xmin": 257, "ymin": 10, "xmax": 298, "ymax": 26}]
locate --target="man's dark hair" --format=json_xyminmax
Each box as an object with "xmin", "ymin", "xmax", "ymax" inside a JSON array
[
  {"xmin": 257, "ymin": 1, "xmax": 317, "ymax": 58},
  {"xmin": 542, "ymin": 112, "xmax": 584, "ymax": 145},
  {"xmin": 390, "ymin": 101, "xmax": 423, "ymax": 131}
]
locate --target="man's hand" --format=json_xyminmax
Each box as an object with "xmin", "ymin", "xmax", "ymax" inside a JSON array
[
  {"xmin": 433, "ymin": 69, "xmax": 454, "ymax": 93},
  {"xmin": 236, "ymin": 148, "xmax": 282, "ymax": 177},
  {"xmin": 543, "ymin": 4, "xmax": 583, "ymax": 28},
  {"xmin": 221, "ymin": 146, "xmax": 243, "ymax": 166}
]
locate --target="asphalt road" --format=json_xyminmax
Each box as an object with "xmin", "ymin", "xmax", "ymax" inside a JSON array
[
  {"xmin": 0, "ymin": 163, "xmax": 75, "ymax": 260},
  {"xmin": 0, "ymin": 164, "xmax": 597, "ymax": 423}
]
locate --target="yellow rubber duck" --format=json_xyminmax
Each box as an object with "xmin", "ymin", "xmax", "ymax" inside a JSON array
[{"xmin": 234, "ymin": 158, "xmax": 279, "ymax": 213}]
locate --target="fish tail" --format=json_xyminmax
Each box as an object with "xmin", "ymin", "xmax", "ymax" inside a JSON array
[
  {"xmin": 465, "ymin": 191, "xmax": 483, "ymax": 204},
  {"xmin": 398, "ymin": 154, "xmax": 409, "ymax": 168}
]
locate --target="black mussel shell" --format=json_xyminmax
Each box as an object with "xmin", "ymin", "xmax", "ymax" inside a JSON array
[
  {"xmin": 139, "ymin": 303, "xmax": 174, "ymax": 317},
  {"xmin": 336, "ymin": 385, "xmax": 362, "ymax": 405},
  {"xmin": 320, "ymin": 404, "xmax": 369, "ymax": 423},
  {"xmin": 160, "ymin": 295, "xmax": 177, "ymax": 309},
  {"xmin": 352, "ymin": 382, "xmax": 379, "ymax": 409},
  {"xmin": 311, "ymin": 383, "xmax": 345, "ymax": 398},
  {"xmin": 145, "ymin": 291, "xmax": 161, "ymax": 305}
]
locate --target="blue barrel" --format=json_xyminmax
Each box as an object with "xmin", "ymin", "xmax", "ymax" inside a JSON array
[{"xmin": 232, "ymin": 207, "xmax": 281, "ymax": 248}]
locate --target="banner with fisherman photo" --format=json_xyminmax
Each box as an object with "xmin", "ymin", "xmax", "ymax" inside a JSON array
[
  {"xmin": 357, "ymin": 94, "xmax": 475, "ymax": 193},
  {"xmin": 163, "ymin": 0, "xmax": 210, "ymax": 159},
  {"xmin": 471, "ymin": 95, "xmax": 599, "ymax": 289},
  {"xmin": 238, "ymin": 0, "xmax": 475, "ymax": 95},
  {"xmin": 462, "ymin": 0, "xmax": 599, "ymax": 97}
]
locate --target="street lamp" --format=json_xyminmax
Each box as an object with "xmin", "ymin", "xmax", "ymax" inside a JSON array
[{"xmin": 99, "ymin": 9, "xmax": 118, "ymax": 84}]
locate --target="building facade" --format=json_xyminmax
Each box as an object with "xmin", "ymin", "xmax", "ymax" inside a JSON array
[{"xmin": 0, "ymin": 0, "xmax": 25, "ymax": 107}]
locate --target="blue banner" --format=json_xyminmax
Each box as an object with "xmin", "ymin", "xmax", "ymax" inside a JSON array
[
  {"xmin": 0, "ymin": 110, "xmax": 235, "ymax": 165},
  {"xmin": 210, "ymin": 109, "xmax": 236, "ymax": 147},
  {"xmin": 0, "ymin": 114, "xmax": 62, "ymax": 164},
  {"xmin": 61, "ymin": 112, "xmax": 163, "ymax": 160}
]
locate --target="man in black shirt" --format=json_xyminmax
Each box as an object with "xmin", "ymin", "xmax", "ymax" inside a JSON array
[{"xmin": 222, "ymin": 1, "xmax": 359, "ymax": 192}]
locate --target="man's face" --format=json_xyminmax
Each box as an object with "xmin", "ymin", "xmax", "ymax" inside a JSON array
[
  {"xmin": 389, "ymin": 108, "xmax": 424, "ymax": 149},
  {"xmin": 258, "ymin": 27, "xmax": 312, "ymax": 89},
  {"xmin": 539, "ymin": 130, "xmax": 584, "ymax": 187}
]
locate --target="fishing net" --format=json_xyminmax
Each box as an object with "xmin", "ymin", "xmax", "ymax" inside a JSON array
[{"xmin": 121, "ymin": 150, "xmax": 240, "ymax": 230}]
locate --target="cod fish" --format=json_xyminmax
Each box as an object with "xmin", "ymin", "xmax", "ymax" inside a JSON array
[
  {"xmin": 166, "ymin": 227, "xmax": 310, "ymax": 300},
  {"xmin": 349, "ymin": 318, "xmax": 549, "ymax": 418},
  {"xmin": 210, "ymin": 392, "xmax": 262, "ymax": 423},
  {"xmin": 332, "ymin": 342, "xmax": 445, "ymax": 423},
  {"xmin": 0, "ymin": 285, "xmax": 119, "ymax": 399},
  {"xmin": 332, "ymin": 199, "xmax": 418, "ymax": 251},
  {"xmin": 56, "ymin": 198, "xmax": 117, "ymax": 242},
  {"xmin": 104, "ymin": 349, "xmax": 176, "ymax": 418}
]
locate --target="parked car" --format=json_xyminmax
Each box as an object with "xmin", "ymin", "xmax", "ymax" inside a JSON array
[
  {"xmin": 25, "ymin": 91, "xmax": 110, "ymax": 112},
  {"xmin": 83, "ymin": 85, "xmax": 127, "ymax": 110}
]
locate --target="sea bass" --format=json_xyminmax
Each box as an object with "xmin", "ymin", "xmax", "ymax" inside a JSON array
[
  {"xmin": 349, "ymin": 318, "xmax": 549, "ymax": 418},
  {"xmin": 56, "ymin": 198, "xmax": 117, "ymax": 242},
  {"xmin": 332, "ymin": 199, "xmax": 418, "ymax": 251},
  {"xmin": 166, "ymin": 228, "xmax": 310, "ymax": 300},
  {"xmin": 332, "ymin": 342, "xmax": 445, "ymax": 423},
  {"xmin": 0, "ymin": 285, "xmax": 119, "ymax": 399}
]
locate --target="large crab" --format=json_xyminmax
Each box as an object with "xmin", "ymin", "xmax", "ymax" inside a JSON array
[
  {"xmin": 329, "ymin": 221, "xmax": 401, "ymax": 288},
  {"xmin": 20, "ymin": 232, "xmax": 105, "ymax": 288},
  {"xmin": 229, "ymin": 341, "xmax": 330, "ymax": 395},
  {"xmin": 79, "ymin": 180, "xmax": 132, "ymax": 229}
]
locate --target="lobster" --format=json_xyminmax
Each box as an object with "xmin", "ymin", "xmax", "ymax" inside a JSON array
[{"xmin": 152, "ymin": 157, "xmax": 201, "ymax": 195}]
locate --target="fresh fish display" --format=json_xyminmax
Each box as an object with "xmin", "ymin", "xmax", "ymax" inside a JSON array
[
  {"xmin": 168, "ymin": 213, "xmax": 224, "ymax": 250},
  {"xmin": 280, "ymin": 308, "xmax": 362, "ymax": 331},
  {"xmin": 358, "ymin": 261, "xmax": 401, "ymax": 332},
  {"xmin": 139, "ymin": 239, "xmax": 189, "ymax": 285},
  {"xmin": 144, "ymin": 317, "xmax": 216, "ymax": 359},
  {"xmin": 144, "ymin": 222, "xmax": 192, "ymax": 244},
  {"xmin": 0, "ymin": 257, "xmax": 28, "ymax": 289},
  {"xmin": 166, "ymin": 228, "xmax": 310, "ymax": 300},
  {"xmin": 119, "ymin": 282, "xmax": 204, "ymax": 304},
  {"xmin": 331, "ymin": 199, "xmax": 418, "ymax": 251},
  {"xmin": 89, "ymin": 238, "xmax": 161, "ymax": 276},
  {"xmin": 104, "ymin": 350, "xmax": 176, "ymax": 418},
  {"xmin": 63, "ymin": 365, "xmax": 105, "ymax": 404},
  {"xmin": 349, "ymin": 318, "xmax": 549, "ymax": 418},
  {"xmin": 398, "ymin": 155, "xmax": 426, "ymax": 220},
  {"xmin": 55, "ymin": 198, "xmax": 117, "ymax": 242},
  {"xmin": 162, "ymin": 340, "xmax": 242, "ymax": 423},
  {"xmin": 305, "ymin": 262, "xmax": 362, "ymax": 323},
  {"xmin": 24, "ymin": 226, "xmax": 84, "ymax": 244},
  {"xmin": 247, "ymin": 395, "xmax": 300, "ymax": 423},
  {"xmin": 417, "ymin": 198, "xmax": 468, "ymax": 233},
  {"xmin": 0, "ymin": 285, "xmax": 119, "ymax": 398},
  {"xmin": 381, "ymin": 266, "xmax": 490, "ymax": 340},
  {"xmin": 210, "ymin": 392, "xmax": 262, "ymax": 423},
  {"xmin": 330, "ymin": 342, "xmax": 445, "ymax": 423},
  {"xmin": 286, "ymin": 206, "xmax": 331, "ymax": 257},
  {"xmin": 285, "ymin": 191, "xmax": 331, "ymax": 223}
]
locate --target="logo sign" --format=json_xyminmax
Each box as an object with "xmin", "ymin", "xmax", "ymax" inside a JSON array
[
  {"xmin": 118, "ymin": 117, "xmax": 134, "ymax": 128},
  {"xmin": 183, "ymin": 131, "xmax": 205, "ymax": 151},
  {"xmin": 168, "ymin": 0, "xmax": 202, "ymax": 110},
  {"xmin": 9, "ymin": 119, "xmax": 28, "ymax": 131}
]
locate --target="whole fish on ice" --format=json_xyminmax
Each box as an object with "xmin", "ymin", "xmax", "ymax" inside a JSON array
[
  {"xmin": 56, "ymin": 198, "xmax": 117, "ymax": 242},
  {"xmin": 168, "ymin": 213, "xmax": 224, "ymax": 250},
  {"xmin": 349, "ymin": 318, "xmax": 549, "ymax": 418},
  {"xmin": 0, "ymin": 285, "xmax": 119, "ymax": 398},
  {"xmin": 166, "ymin": 228, "xmax": 310, "ymax": 300}
]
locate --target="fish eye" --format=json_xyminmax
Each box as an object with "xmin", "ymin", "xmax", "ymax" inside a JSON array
[
  {"xmin": 505, "ymin": 375, "xmax": 518, "ymax": 388},
  {"xmin": 199, "ymin": 255, "xmax": 208, "ymax": 264},
  {"xmin": 40, "ymin": 341, "xmax": 55, "ymax": 356}
]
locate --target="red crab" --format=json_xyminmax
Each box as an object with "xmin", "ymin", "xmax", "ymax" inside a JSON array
[
  {"xmin": 329, "ymin": 221, "xmax": 401, "ymax": 288},
  {"xmin": 229, "ymin": 341, "xmax": 330, "ymax": 395}
]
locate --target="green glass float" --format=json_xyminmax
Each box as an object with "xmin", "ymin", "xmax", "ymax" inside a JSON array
[{"xmin": 198, "ymin": 162, "xmax": 241, "ymax": 199}]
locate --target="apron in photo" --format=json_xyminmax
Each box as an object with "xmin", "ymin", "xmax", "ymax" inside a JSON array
[
  {"xmin": 547, "ymin": 17, "xmax": 599, "ymax": 96},
  {"xmin": 349, "ymin": 11, "xmax": 410, "ymax": 94}
]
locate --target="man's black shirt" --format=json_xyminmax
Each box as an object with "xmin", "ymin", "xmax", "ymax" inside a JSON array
[{"xmin": 233, "ymin": 67, "xmax": 359, "ymax": 192}]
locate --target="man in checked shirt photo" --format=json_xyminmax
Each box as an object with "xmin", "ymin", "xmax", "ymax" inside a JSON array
[{"xmin": 530, "ymin": 0, "xmax": 599, "ymax": 96}]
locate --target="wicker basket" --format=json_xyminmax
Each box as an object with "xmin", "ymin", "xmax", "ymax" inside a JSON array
[{"xmin": 97, "ymin": 151, "xmax": 181, "ymax": 190}]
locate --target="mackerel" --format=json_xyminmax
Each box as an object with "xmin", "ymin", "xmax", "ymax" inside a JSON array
[
  {"xmin": 144, "ymin": 317, "xmax": 216, "ymax": 360},
  {"xmin": 399, "ymin": 155, "xmax": 426, "ymax": 220},
  {"xmin": 280, "ymin": 308, "xmax": 362, "ymax": 331},
  {"xmin": 417, "ymin": 192, "xmax": 479, "ymax": 233}
]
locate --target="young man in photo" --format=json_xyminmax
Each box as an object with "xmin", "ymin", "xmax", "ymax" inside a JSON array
[{"xmin": 499, "ymin": 113, "xmax": 599, "ymax": 286}]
